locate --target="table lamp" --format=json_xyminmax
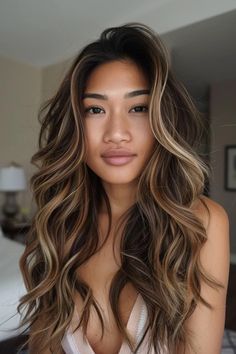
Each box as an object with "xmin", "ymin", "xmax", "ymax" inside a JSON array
[{"xmin": 0, "ymin": 162, "xmax": 26, "ymax": 222}]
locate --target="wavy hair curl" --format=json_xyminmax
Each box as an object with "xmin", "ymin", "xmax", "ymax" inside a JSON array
[{"xmin": 18, "ymin": 23, "xmax": 220, "ymax": 354}]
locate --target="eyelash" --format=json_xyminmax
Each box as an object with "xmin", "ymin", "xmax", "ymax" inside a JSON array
[
  {"xmin": 84, "ymin": 105, "xmax": 148, "ymax": 115},
  {"xmin": 84, "ymin": 106, "xmax": 105, "ymax": 115}
]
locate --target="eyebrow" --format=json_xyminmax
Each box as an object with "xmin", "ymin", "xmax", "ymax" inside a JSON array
[{"xmin": 82, "ymin": 89, "xmax": 150, "ymax": 100}]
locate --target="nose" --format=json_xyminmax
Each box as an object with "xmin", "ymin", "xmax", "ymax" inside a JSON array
[{"xmin": 103, "ymin": 111, "xmax": 131, "ymax": 144}]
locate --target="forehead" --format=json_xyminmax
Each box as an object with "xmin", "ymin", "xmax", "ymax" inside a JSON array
[{"xmin": 84, "ymin": 59, "xmax": 149, "ymax": 92}]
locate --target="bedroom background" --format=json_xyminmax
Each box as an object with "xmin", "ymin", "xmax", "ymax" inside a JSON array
[{"xmin": 0, "ymin": 0, "xmax": 236, "ymax": 353}]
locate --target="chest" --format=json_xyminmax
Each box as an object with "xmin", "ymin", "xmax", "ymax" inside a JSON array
[{"xmin": 73, "ymin": 241, "xmax": 139, "ymax": 354}]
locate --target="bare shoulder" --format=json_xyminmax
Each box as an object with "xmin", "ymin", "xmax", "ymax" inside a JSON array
[
  {"xmin": 191, "ymin": 194, "xmax": 230, "ymax": 289},
  {"xmin": 191, "ymin": 194, "xmax": 229, "ymax": 237},
  {"xmin": 181, "ymin": 199, "xmax": 230, "ymax": 353}
]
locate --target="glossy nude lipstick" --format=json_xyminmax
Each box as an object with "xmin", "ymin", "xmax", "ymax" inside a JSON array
[{"xmin": 101, "ymin": 149, "xmax": 136, "ymax": 166}]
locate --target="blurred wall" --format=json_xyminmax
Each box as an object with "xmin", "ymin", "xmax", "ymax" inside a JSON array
[
  {"xmin": 0, "ymin": 56, "xmax": 72, "ymax": 220},
  {"xmin": 41, "ymin": 59, "xmax": 71, "ymax": 103},
  {"xmin": 0, "ymin": 56, "xmax": 42, "ymax": 219},
  {"xmin": 209, "ymin": 79, "xmax": 236, "ymax": 257}
]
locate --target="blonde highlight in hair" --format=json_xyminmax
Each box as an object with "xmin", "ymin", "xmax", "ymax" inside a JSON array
[{"xmin": 18, "ymin": 23, "xmax": 221, "ymax": 353}]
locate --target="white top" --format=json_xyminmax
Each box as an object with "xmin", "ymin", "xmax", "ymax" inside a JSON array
[{"xmin": 62, "ymin": 293, "xmax": 167, "ymax": 354}]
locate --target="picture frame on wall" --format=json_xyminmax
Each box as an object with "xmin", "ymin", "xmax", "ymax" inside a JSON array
[{"xmin": 225, "ymin": 145, "xmax": 236, "ymax": 191}]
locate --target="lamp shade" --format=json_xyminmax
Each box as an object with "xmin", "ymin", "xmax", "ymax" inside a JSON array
[{"xmin": 0, "ymin": 164, "xmax": 26, "ymax": 192}]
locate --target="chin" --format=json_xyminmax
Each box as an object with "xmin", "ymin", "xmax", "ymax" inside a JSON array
[
  {"xmin": 104, "ymin": 180, "xmax": 137, "ymax": 186},
  {"xmin": 88, "ymin": 164, "xmax": 141, "ymax": 185},
  {"xmin": 97, "ymin": 172, "xmax": 138, "ymax": 185},
  {"xmin": 100, "ymin": 175, "xmax": 138, "ymax": 185}
]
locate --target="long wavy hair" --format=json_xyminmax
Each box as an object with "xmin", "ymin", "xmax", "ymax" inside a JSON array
[{"xmin": 18, "ymin": 23, "xmax": 221, "ymax": 353}]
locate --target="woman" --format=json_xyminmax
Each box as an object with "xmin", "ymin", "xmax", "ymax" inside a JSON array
[{"xmin": 18, "ymin": 23, "xmax": 229, "ymax": 354}]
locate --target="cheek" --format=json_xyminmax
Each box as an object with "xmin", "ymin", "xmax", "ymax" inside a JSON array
[
  {"xmin": 85, "ymin": 126, "xmax": 99, "ymax": 151},
  {"xmin": 143, "ymin": 132, "xmax": 156, "ymax": 159},
  {"xmin": 145, "ymin": 139, "xmax": 156, "ymax": 158},
  {"xmin": 139, "ymin": 124, "xmax": 156, "ymax": 149}
]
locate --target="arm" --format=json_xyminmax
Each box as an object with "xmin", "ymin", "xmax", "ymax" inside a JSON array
[{"xmin": 180, "ymin": 196, "xmax": 230, "ymax": 354}]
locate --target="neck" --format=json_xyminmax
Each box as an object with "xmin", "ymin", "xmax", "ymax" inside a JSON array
[{"xmin": 100, "ymin": 180, "xmax": 137, "ymax": 218}]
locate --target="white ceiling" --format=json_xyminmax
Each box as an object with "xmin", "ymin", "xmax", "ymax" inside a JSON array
[
  {"xmin": 0, "ymin": 0, "xmax": 236, "ymax": 108},
  {"xmin": 0, "ymin": 0, "xmax": 235, "ymax": 67}
]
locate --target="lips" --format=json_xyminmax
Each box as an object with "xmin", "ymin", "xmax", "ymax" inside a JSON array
[
  {"xmin": 101, "ymin": 149, "xmax": 136, "ymax": 158},
  {"xmin": 101, "ymin": 149, "xmax": 136, "ymax": 166}
]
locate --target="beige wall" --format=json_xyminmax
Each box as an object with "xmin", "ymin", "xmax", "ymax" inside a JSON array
[
  {"xmin": 209, "ymin": 79, "xmax": 236, "ymax": 256},
  {"xmin": 0, "ymin": 56, "xmax": 42, "ymax": 219},
  {"xmin": 41, "ymin": 58, "xmax": 72, "ymax": 102},
  {"xmin": 0, "ymin": 56, "xmax": 71, "ymax": 220}
]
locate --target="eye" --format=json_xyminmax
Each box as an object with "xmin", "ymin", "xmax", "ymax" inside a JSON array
[
  {"xmin": 84, "ymin": 106, "xmax": 105, "ymax": 115},
  {"xmin": 130, "ymin": 105, "xmax": 148, "ymax": 113}
]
